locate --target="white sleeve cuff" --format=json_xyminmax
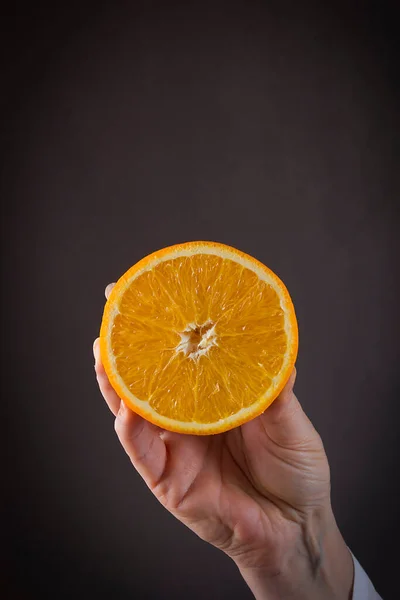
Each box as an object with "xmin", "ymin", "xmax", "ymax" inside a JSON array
[{"xmin": 350, "ymin": 550, "xmax": 382, "ymax": 599}]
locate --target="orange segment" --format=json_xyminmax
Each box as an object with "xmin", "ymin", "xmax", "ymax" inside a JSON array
[{"xmin": 100, "ymin": 241, "xmax": 298, "ymax": 435}]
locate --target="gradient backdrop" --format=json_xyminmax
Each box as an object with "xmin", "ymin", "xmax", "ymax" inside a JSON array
[{"xmin": 3, "ymin": 2, "xmax": 399, "ymax": 598}]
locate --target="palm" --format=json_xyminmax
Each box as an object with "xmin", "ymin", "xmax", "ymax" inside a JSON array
[{"xmin": 143, "ymin": 398, "xmax": 329, "ymax": 564}]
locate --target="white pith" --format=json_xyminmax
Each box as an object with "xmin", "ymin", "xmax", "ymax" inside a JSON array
[{"xmin": 176, "ymin": 321, "xmax": 217, "ymax": 359}]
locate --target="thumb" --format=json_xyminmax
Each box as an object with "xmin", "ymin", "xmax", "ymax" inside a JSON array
[{"xmin": 259, "ymin": 367, "xmax": 320, "ymax": 449}]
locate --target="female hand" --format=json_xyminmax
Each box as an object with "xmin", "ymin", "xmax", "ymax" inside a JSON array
[{"xmin": 94, "ymin": 283, "xmax": 353, "ymax": 600}]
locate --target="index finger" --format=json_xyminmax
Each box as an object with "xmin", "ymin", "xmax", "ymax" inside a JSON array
[{"xmin": 94, "ymin": 337, "xmax": 121, "ymax": 416}]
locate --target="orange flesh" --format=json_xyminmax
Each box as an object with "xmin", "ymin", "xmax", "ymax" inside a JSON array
[{"xmin": 110, "ymin": 254, "xmax": 287, "ymax": 424}]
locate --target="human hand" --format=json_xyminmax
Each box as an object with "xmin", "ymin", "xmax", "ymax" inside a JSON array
[{"xmin": 94, "ymin": 283, "xmax": 354, "ymax": 600}]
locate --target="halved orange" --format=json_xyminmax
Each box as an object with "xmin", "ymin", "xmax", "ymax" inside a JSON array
[{"xmin": 99, "ymin": 241, "xmax": 298, "ymax": 435}]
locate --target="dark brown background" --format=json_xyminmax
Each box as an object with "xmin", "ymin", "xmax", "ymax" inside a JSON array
[{"xmin": 2, "ymin": 1, "xmax": 399, "ymax": 598}]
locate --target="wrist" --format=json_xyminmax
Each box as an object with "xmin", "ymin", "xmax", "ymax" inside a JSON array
[{"xmin": 236, "ymin": 505, "xmax": 354, "ymax": 600}]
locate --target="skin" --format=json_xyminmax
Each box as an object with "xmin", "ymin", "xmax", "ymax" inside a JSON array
[{"xmin": 94, "ymin": 282, "xmax": 354, "ymax": 600}]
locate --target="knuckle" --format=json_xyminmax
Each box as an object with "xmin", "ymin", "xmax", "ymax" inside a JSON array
[
  {"xmin": 152, "ymin": 481, "xmax": 170, "ymax": 508},
  {"xmin": 94, "ymin": 362, "xmax": 105, "ymax": 379},
  {"xmin": 114, "ymin": 413, "xmax": 125, "ymax": 436}
]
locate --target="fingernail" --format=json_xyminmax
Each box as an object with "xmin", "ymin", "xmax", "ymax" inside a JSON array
[
  {"xmin": 105, "ymin": 282, "xmax": 116, "ymax": 300},
  {"xmin": 118, "ymin": 400, "xmax": 126, "ymax": 416},
  {"xmin": 93, "ymin": 338, "xmax": 100, "ymax": 361}
]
